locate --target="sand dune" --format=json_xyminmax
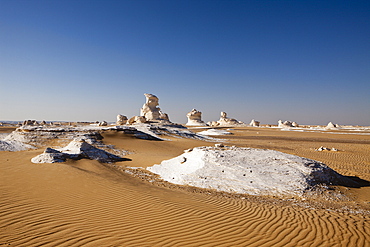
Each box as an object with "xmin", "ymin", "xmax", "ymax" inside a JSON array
[{"xmin": 1, "ymin": 126, "xmax": 369, "ymax": 246}]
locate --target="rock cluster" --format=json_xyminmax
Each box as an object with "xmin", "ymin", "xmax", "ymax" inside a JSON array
[
  {"xmin": 278, "ymin": 120, "xmax": 299, "ymax": 128},
  {"xmin": 208, "ymin": 112, "xmax": 245, "ymax": 127},
  {"xmin": 316, "ymin": 146, "xmax": 338, "ymax": 152},
  {"xmin": 186, "ymin": 109, "xmax": 206, "ymax": 126},
  {"xmin": 23, "ymin": 120, "xmax": 37, "ymax": 126}
]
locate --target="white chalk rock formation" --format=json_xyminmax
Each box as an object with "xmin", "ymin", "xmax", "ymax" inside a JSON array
[
  {"xmin": 98, "ymin": 121, "xmax": 108, "ymax": 126},
  {"xmin": 198, "ymin": 129, "xmax": 232, "ymax": 136},
  {"xmin": 292, "ymin": 122, "xmax": 299, "ymax": 127},
  {"xmin": 128, "ymin": 116, "xmax": 147, "ymax": 125},
  {"xmin": 0, "ymin": 140, "xmax": 34, "ymax": 152},
  {"xmin": 23, "ymin": 120, "xmax": 37, "ymax": 126},
  {"xmin": 31, "ymin": 138, "xmax": 125, "ymax": 163},
  {"xmin": 249, "ymin": 119, "xmax": 260, "ymax": 127},
  {"xmin": 326, "ymin": 122, "xmax": 340, "ymax": 129},
  {"xmin": 210, "ymin": 112, "xmax": 245, "ymax": 127},
  {"xmin": 140, "ymin": 93, "xmax": 170, "ymax": 122},
  {"xmin": 31, "ymin": 148, "xmax": 67, "ymax": 163},
  {"xmin": 116, "ymin": 114, "xmax": 128, "ymax": 125},
  {"xmin": 186, "ymin": 109, "xmax": 206, "ymax": 126},
  {"xmin": 147, "ymin": 146, "xmax": 345, "ymax": 197},
  {"xmin": 278, "ymin": 120, "xmax": 298, "ymax": 128}
]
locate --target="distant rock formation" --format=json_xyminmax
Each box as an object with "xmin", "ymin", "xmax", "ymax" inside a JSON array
[
  {"xmin": 31, "ymin": 138, "xmax": 125, "ymax": 163},
  {"xmin": 278, "ymin": 120, "xmax": 299, "ymax": 128},
  {"xmin": 23, "ymin": 120, "xmax": 37, "ymax": 126},
  {"xmin": 98, "ymin": 121, "xmax": 108, "ymax": 126},
  {"xmin": 292, "ymin": 122, "xmax": 299, "ymax": 127},
  {"xmin": 209, "ymin": 112, "xmax": 245, "ymax": 127},
  {"xmin": 249, "ymin": 119, "xmax": 260, "ymax": 127},
  {"xmin": 116, "ymin": 115, "xmax": 128, "ymax": 125},
  {"xmin": 326, "ymin": 122, "xmax": 340, "ymax": 129},
  {"xmin": 186, "ymin": 109, "xmax": 206, "ymax": 126},
  {"xmin": 140, "ymin": 93, "xmax": 170, "ymax": 122}
]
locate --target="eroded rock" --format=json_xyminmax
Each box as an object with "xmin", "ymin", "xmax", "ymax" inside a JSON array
[{"xmin": 186, "ymin": 109, "xmax": 206, "ymax": 126}]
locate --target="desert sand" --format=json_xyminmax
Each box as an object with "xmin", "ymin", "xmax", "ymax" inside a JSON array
[{"xmin": 1, "ymin": 125, "xmax": 369, "ymax": 246}]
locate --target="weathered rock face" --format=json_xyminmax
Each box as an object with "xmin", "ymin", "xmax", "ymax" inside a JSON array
[
  {"xmin": 116, "ymin": 115, "xmax": 128, "ymax": 125},
  {"xmin": 140, "ymin": 94, "xmax": 170, "ymax": 122},
  {"xmin": 210, "ymin": 112, "xmax": 245, "ymax": 127},
  {"xmin": 186, "ymin": 109, "xmax": 206, "ymax": 126},
  {"xmin": 249, "ymin": 119, "xmax": 260, "ymax": 127}
]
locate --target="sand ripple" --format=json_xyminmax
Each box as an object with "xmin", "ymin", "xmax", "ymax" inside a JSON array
[{"xmin": 1, "ymin": 151, "xmax": 369, "ymax": 246}]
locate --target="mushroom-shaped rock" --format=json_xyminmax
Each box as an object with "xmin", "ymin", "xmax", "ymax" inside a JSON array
[
  {"xmin": 186, "ymin": 109, "xmax": 206, "ymax": 126},
  {"xmin": 140, "ymin": 93, "xmax": 170, "ymax": 122}
]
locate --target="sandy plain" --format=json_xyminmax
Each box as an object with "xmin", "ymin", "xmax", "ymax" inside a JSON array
[{"xmin": 0, "ymin": 125, "xmax": 369, "ymax": 246}]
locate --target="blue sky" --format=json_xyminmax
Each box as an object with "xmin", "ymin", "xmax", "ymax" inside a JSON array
[{"xmin": 1, "ymin": 0, "xmax": 369, "ymax": 125}]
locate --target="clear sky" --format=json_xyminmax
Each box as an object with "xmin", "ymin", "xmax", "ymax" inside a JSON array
[{"xmin": 1, "ymin": 0, "xmax": 369, "ymax": 125}]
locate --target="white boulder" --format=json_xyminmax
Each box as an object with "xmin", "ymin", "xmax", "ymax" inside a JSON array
[
  {"xmin": 147, "ymin": 146, "xmax": 345, "ymax": 197},
  {"xmin": 116, "ymin": 114, "xmax": 128, "ymax": 125}
]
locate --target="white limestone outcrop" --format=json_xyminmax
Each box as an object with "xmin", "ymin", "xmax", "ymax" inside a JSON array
[
  {"xmin": 186, "ymin": 109, "xmax": 206, "ymax": 126},
  {"xmin": 326, "ymin": 122, "xmax": 340, "ymax": 129},
  {"xmin": 128, "ymin": 116, "xmax": 147, "ymax": 125},
  {"xmin": 98, "ymin": 121, "xmax": 108, "ymax": 126},
  {"xmin": 249, "ymin": 119, "xmax": 260, "ymax": 127},
  {"xmin": 140, "ymin": 93, "xmax": 170, "ymax": 122},
  {"xmin": 116, "ymin": 114, "xmax": 128, "ymax": 125},
  {"xmin": 147, "ymin": 146, "xmax": 345, "ymax": 197},
  {"xmin": 31, "ymin": 138, "xmax": 125, "ymax": 163},
  {"xmin": 278, "ymin": 120, "xmax": 298, "ymax": 128},
  {"xmin": 209, "ymin": 112, "xmax": 245, "ymax": 127}
]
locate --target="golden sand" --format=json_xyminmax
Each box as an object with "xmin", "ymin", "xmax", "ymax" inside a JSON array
[{"xmin": 0, "ymin": 126, "xmax": 369, "ymax": 246}]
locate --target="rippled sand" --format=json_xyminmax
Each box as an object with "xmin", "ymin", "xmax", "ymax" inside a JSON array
[{"xmin": 1, "ymin": 126, "xmax": 369, "ymax": 246}]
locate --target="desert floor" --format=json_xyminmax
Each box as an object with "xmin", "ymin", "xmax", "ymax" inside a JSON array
[{"xmin": 1, "ymin": 126, "xmax": 369, "ymax": 246}]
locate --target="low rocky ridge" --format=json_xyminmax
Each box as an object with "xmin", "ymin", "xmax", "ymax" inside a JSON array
[
  {"xmin": 32, "ymin": 138, "xmax": 126, "ymax": 163},
  {"xmin": 0, "ymin": 124, "xmax": 211, "ymax": 152},
  {"xmin": 147, "ymin": 145, "xmax": 357, "ymax": 198}
]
